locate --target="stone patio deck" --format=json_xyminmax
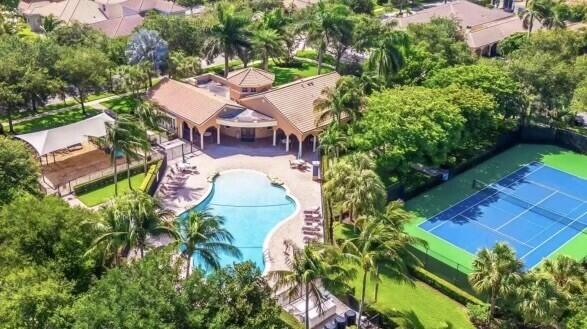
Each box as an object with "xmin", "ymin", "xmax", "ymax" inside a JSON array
[{"xmin": 156, "ymin": 137, "xmax": 322, "ymax": 274}]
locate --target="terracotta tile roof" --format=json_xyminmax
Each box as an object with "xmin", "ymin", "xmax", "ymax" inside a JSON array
[
  {"xmin": 226, "ymin": 68, "xmax": 275, "ymax": 87},
  {"xmin": 18, "ymin": 0, "xmax": 185, "ymax": 37},
  {"xmin": 89, "ymin": 14, "xmax": 143, "ymax": 37},
  {"xmin": 466, "ymin": 16, "xmax": 530, "ymax": 48},
  {"xmin": 395, "ymin": 1, "xmax": 535, "ymax": 49},
  {"xmin": 397, "ymin": 1, "xmax": 512, "ymax": 29},
  {"xmin": 146, "ymin": 78, "xmax": 241, "ymax": 126},
  {"xmin": 240, "ymin": 72, "xmax": 340, "ymax": 134}
]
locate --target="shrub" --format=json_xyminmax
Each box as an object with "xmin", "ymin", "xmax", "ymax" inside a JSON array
[
  {"xmin": 139, "ymin": 160, "xmax": 162, "ymax": 193},
  {"xmin": 411, "ymin": 267, "xmax": 484, "ymax": 306},
  {"xmin": 467, "ymin": 303, "xmax": 490, "ymax": 327},
  {"xmin": 295, "ymin": 49, "xmax": 336, "ymax": 66}
]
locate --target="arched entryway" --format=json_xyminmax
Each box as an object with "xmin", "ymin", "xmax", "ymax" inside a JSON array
[
  {"xmin": 181, "ymin": 122, "xmax": 191, "ymax": 141},
  {"xmin": 302, "ymin": 134, "xmax": 319, "ymax": 154},
  {"xmin": 288, "ymin": 134, "xmax": 301, "ymax": 158}
]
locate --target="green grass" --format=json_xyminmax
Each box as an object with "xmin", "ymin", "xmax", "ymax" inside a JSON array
[
  {"xmin": 101, "ymin": 96, "xmax": 139, "ymax": 115},
  {"xmin": 335, "ymin": 224, "xmax": 474, "ymax": 329},
  {"xmin": 203, "ymin": 58, "xmax": 333, "ymax": 86},
  {"xmin": 267, "ymin": 61, "xmax": 333, "ymax": 86},
  {"xmin": 0, "ymin": 91, "xmax": 117, "ymax": 122},
  {"xmin": 5, "ymin": 107, "xmax": 101, "ymax": 134},
  {"xmin": 279, "ymin": 310, "xmax": 303, "ymax": 329},
  {"xmin": 405, "ymin": 143, "xmax": 587, "ymax": 270},
  {"xmin": 77, "ymin": 173, "xmax": 146, "ymax": 207}
]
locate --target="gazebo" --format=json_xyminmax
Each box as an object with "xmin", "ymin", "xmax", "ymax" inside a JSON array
[{"xmin": 15, "ymin": 112, "xmax": 115, "ymax": 163}]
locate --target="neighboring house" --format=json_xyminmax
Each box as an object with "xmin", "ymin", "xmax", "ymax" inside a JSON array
[
  {"xmin": 147, "ymin": 67, "xmax": 340, "ymax": 158},
  {"xmin": 396, "ymin": 0, "xmax": 533, "ymax": 56},
  {"xmin": 18, "ymin": 0, "xmax": 186, "ymax": 37}
]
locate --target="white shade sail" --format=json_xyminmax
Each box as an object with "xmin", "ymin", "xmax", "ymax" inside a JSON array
[{"xmin": 15, "ymin": 112, "xmax": 115, "ymax": 156}]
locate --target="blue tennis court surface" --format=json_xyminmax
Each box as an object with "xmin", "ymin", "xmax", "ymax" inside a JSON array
[{"xmin": 419, "ymin": 162, "xmax": 587, "ymax": 269}]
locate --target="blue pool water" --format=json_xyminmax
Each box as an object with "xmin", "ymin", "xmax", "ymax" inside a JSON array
[{"xmin": 183, "ymin": 170, "xmax": 297, "ymax": 271}]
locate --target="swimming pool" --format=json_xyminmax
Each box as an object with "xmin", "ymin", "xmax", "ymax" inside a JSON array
[{"xmin": 183, "ymin": 170, "xmax": 297, "ymax": 271}]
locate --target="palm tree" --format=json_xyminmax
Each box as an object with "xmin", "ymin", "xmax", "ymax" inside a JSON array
[
  {"xmin": 85, "ymin": 203, "xmax": 133, "ymax": 267},
  {"xmin": 324, "ymin": 153, "xmax": 386, "ymax": 224},
  {"xmin": 252, "ymin": 28, "xmax": 284, "ymax": 71},
  {"xmin": 168, "ymin": 51, "xmax": 201, "ymax": 79},
  {"xmin": 469, "ymin": 243, "xmax": 523, "ymax": 327},
  {"xmin": 126, "ymin": 29, "xmax": 169, "ymax": 88},
  {"xmin": 367, "ymin": 31, "xmax": 409, "ymax": 86},
  {"xmin": 96, "ymin": 118, "xmax": 134, "ymax": 196},
  {"xmin": 40, "ymin": 15, "xmax": 61, "ymax": 34},
  {"xmin": 298, "ymin": 2, "xmax": 352, "ymax": 74},
  {"xmin": 134, "ymin": 101, "xmax": 164, "ymax": 172},
  {"xmin": 523, "ymin": 0, "xmax": 565, "ymax": 36},
  {"xmin": 341, "ymin": 217, "xmax": 419, "ymax": 329},
  {"xmin": 538, "ymin": 255, "xmax": 585, "ymax": 296},
  {"xmin": 119, "ymin": 191, "xmax": 176, "ymax": 258},
  {"xmin": 313, "ymin": 76, "xmax": 364, "ymax": 125},
  {"xmin": 516, "ymin": 273, "xmax": 565, "ymax": 328},
  {"xmin": 205, "ymin": 2, "xmax": 252, "ymax": 77},
  {"xmin": 269, "ymin": 242, "xmax": 352, "ymax": 329},
  {"xmin": 177, "ymin": 210, "xmax": 241, "ymax": 277},
  {"xmin": 318, "ymin": 124, "xmax": 348, "ymax": 161}
]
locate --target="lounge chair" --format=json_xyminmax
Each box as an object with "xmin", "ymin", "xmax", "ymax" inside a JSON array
[
  {"xmin": 303, "ymin": 207, "xmax": 320, "ymax": 215},
  {"xmin": 289, "ymin": 160, "xmax": 298, "ymax": 169}
]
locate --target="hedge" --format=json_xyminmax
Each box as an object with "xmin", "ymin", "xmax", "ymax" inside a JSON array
[
  {"xmin": 411, "ymin": 266, "xmax": 485, "ymax": 306},
  {"xmin": 74, "ymin": 162, "xmax": 154, "ymax": 195},
  {"xmin": 139, "ymin": 160, "xmax": 162, "ymax": 193}
]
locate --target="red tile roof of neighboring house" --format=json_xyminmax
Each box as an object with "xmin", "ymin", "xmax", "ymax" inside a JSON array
[{"xmin": 18, "ymin": 0, "xmax": 185, "ymax": 37}]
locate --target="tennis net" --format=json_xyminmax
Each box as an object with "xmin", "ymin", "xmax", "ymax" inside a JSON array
[{"xmin": 472, "ymin": 179, "xmax": 587, "ymax": 233}]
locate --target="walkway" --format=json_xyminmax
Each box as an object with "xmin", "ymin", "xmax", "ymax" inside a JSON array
[{"xmin": 157, "ymin": 137, "xmax": 322, "ymax": 274}]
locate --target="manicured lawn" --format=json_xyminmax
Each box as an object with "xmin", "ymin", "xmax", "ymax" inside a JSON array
[
  {"xmin": 77, "ymin": 173, "xmax": 145, "ymax": 207},
  {"xmin": 5, "ymin": 107, "xmax": 100, "ymax": 134},
  {"xmin": 0, "ymin": 91, "xmax": 116, "ymax": 122},
  {"xmin": 267, "ymin": 61, "xmax": 333, "ymax": 86},
  {"xmin": 335, "ymin": 224, "xmax": 474, "ymax": 329},
  {"xmin": 101, "ymin": 96, "xmax": 139, "ymax": 115}
]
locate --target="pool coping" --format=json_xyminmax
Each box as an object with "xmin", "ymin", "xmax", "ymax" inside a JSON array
[{"xmin": 171, "ymin": 168, "xmax": 301, "ymax": 276}]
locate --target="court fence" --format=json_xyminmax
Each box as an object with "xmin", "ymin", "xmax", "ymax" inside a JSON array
[
  {"xmin": 407, "ymin": 246, "xmax": 477, "ymax": 296},
  {"xmin": 388, "ymin": 125, "xmax": 587, "ymax": 294}
]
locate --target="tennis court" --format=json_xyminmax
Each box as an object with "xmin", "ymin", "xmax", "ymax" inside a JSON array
[{"xmin": 418, "ymin": 161, "xmax": 587, "ymax": 269}]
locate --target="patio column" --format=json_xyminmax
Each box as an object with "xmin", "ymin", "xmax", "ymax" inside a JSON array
[
  {"xmin": 272, "ymin": 129, "xmax": 277, "ymax": 146},
  {"xmin": 285, "ymin": 135, "xmax": 290, "ymax": 152},
  {"xmin": 189, "ymin": 125, "xmax": 193, "ymax": 142},
  {"xmin": 216, "ymin": 126, "xmax": 221, "ymax": 145},
  {"xmin": 312, "ymin": 135, "xmax": 317, "ymax": 152},
  {"xmin": 298, "ymin": 140, "xmax": 303, "ymax": 159},
  {"xmin": 200, "ymin": 132, "xmax": 204, "ymax": 150}
]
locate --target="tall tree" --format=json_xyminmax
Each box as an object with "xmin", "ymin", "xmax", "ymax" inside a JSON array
[
  {"xmin": 251, "ymin": 28, "xmax": 284, "ymax": 71},
  {"xmin": 177, "ymin": 210, "xmax": 241, "ymax": 277},
  {"xmin": 469, "ymin": 243, "xmax": 523, "ymax": 327},
  {"xmin": 341, "ymin": 217, "xmax": 418, "ymax": 329},
  {"xmin": 523, "ymin": 0, "xmax": 566, "ymax": 35},
  {"xmin": 55, "ymin": 47, "xmax": 111, "ymax": 114},
  {"xmin": 298, "ymin": 2, "xmax": 353, "ymax": 74},
  {"xmin": 168, "ymin": 51, "xmax": 201, "ymax": 79},
  {"xmin": 205, "ymin": 2, "xmax": 252, "ymax": 77},
  {"xmin": 269, "ymin": 243, "xmax": 352, "ymax": 329},
  {"xmin": 126, "ymin": 29, "xmax": 168, "ymax": 88},
  {"xmin": 367, "ymin": 31, "xmax": 409, "ymax": 86},
  {"xmin": 96, "ymin": 118, "xmax": 135, "ymax": 196},
  {"xmin": 0, "ymin": 137, "xmax": 40, "ymax": 204},
  {"xmin": 314, "ymin": 76, "xmax": 364, "ymax": 124}
]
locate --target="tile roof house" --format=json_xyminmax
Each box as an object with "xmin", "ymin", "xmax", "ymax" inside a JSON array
[
  {"xmin": 146, "ymin": 70, "xmax": 340, "ymax": 157},
  {"xmin": 18, "ymin": 0, "xmax": 185, "ymax": 37},
  {"xmin": 396, "ymin": 0, "xmax": 533, "ymax": 55}
]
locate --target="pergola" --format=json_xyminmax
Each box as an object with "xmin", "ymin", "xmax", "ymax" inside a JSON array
[{"xmin": 15, "ymin": 112, "xmax": 115, "ymax": 163}]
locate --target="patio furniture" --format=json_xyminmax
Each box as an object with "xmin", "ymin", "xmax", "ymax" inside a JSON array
[
  {"xmin": 289, "ymin": 160, "xmax": 298, "ymax": 169},
  {"xmin": 345, "ymin": 310, "xmax": 357, "ymax": 326},
  {"xmin": 304, "ymin": 207, "xmax": 320, "ymax": 215},
  {"xmin": 335, "ymin": 315, "xmax": 346, "ymax": 329}
]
